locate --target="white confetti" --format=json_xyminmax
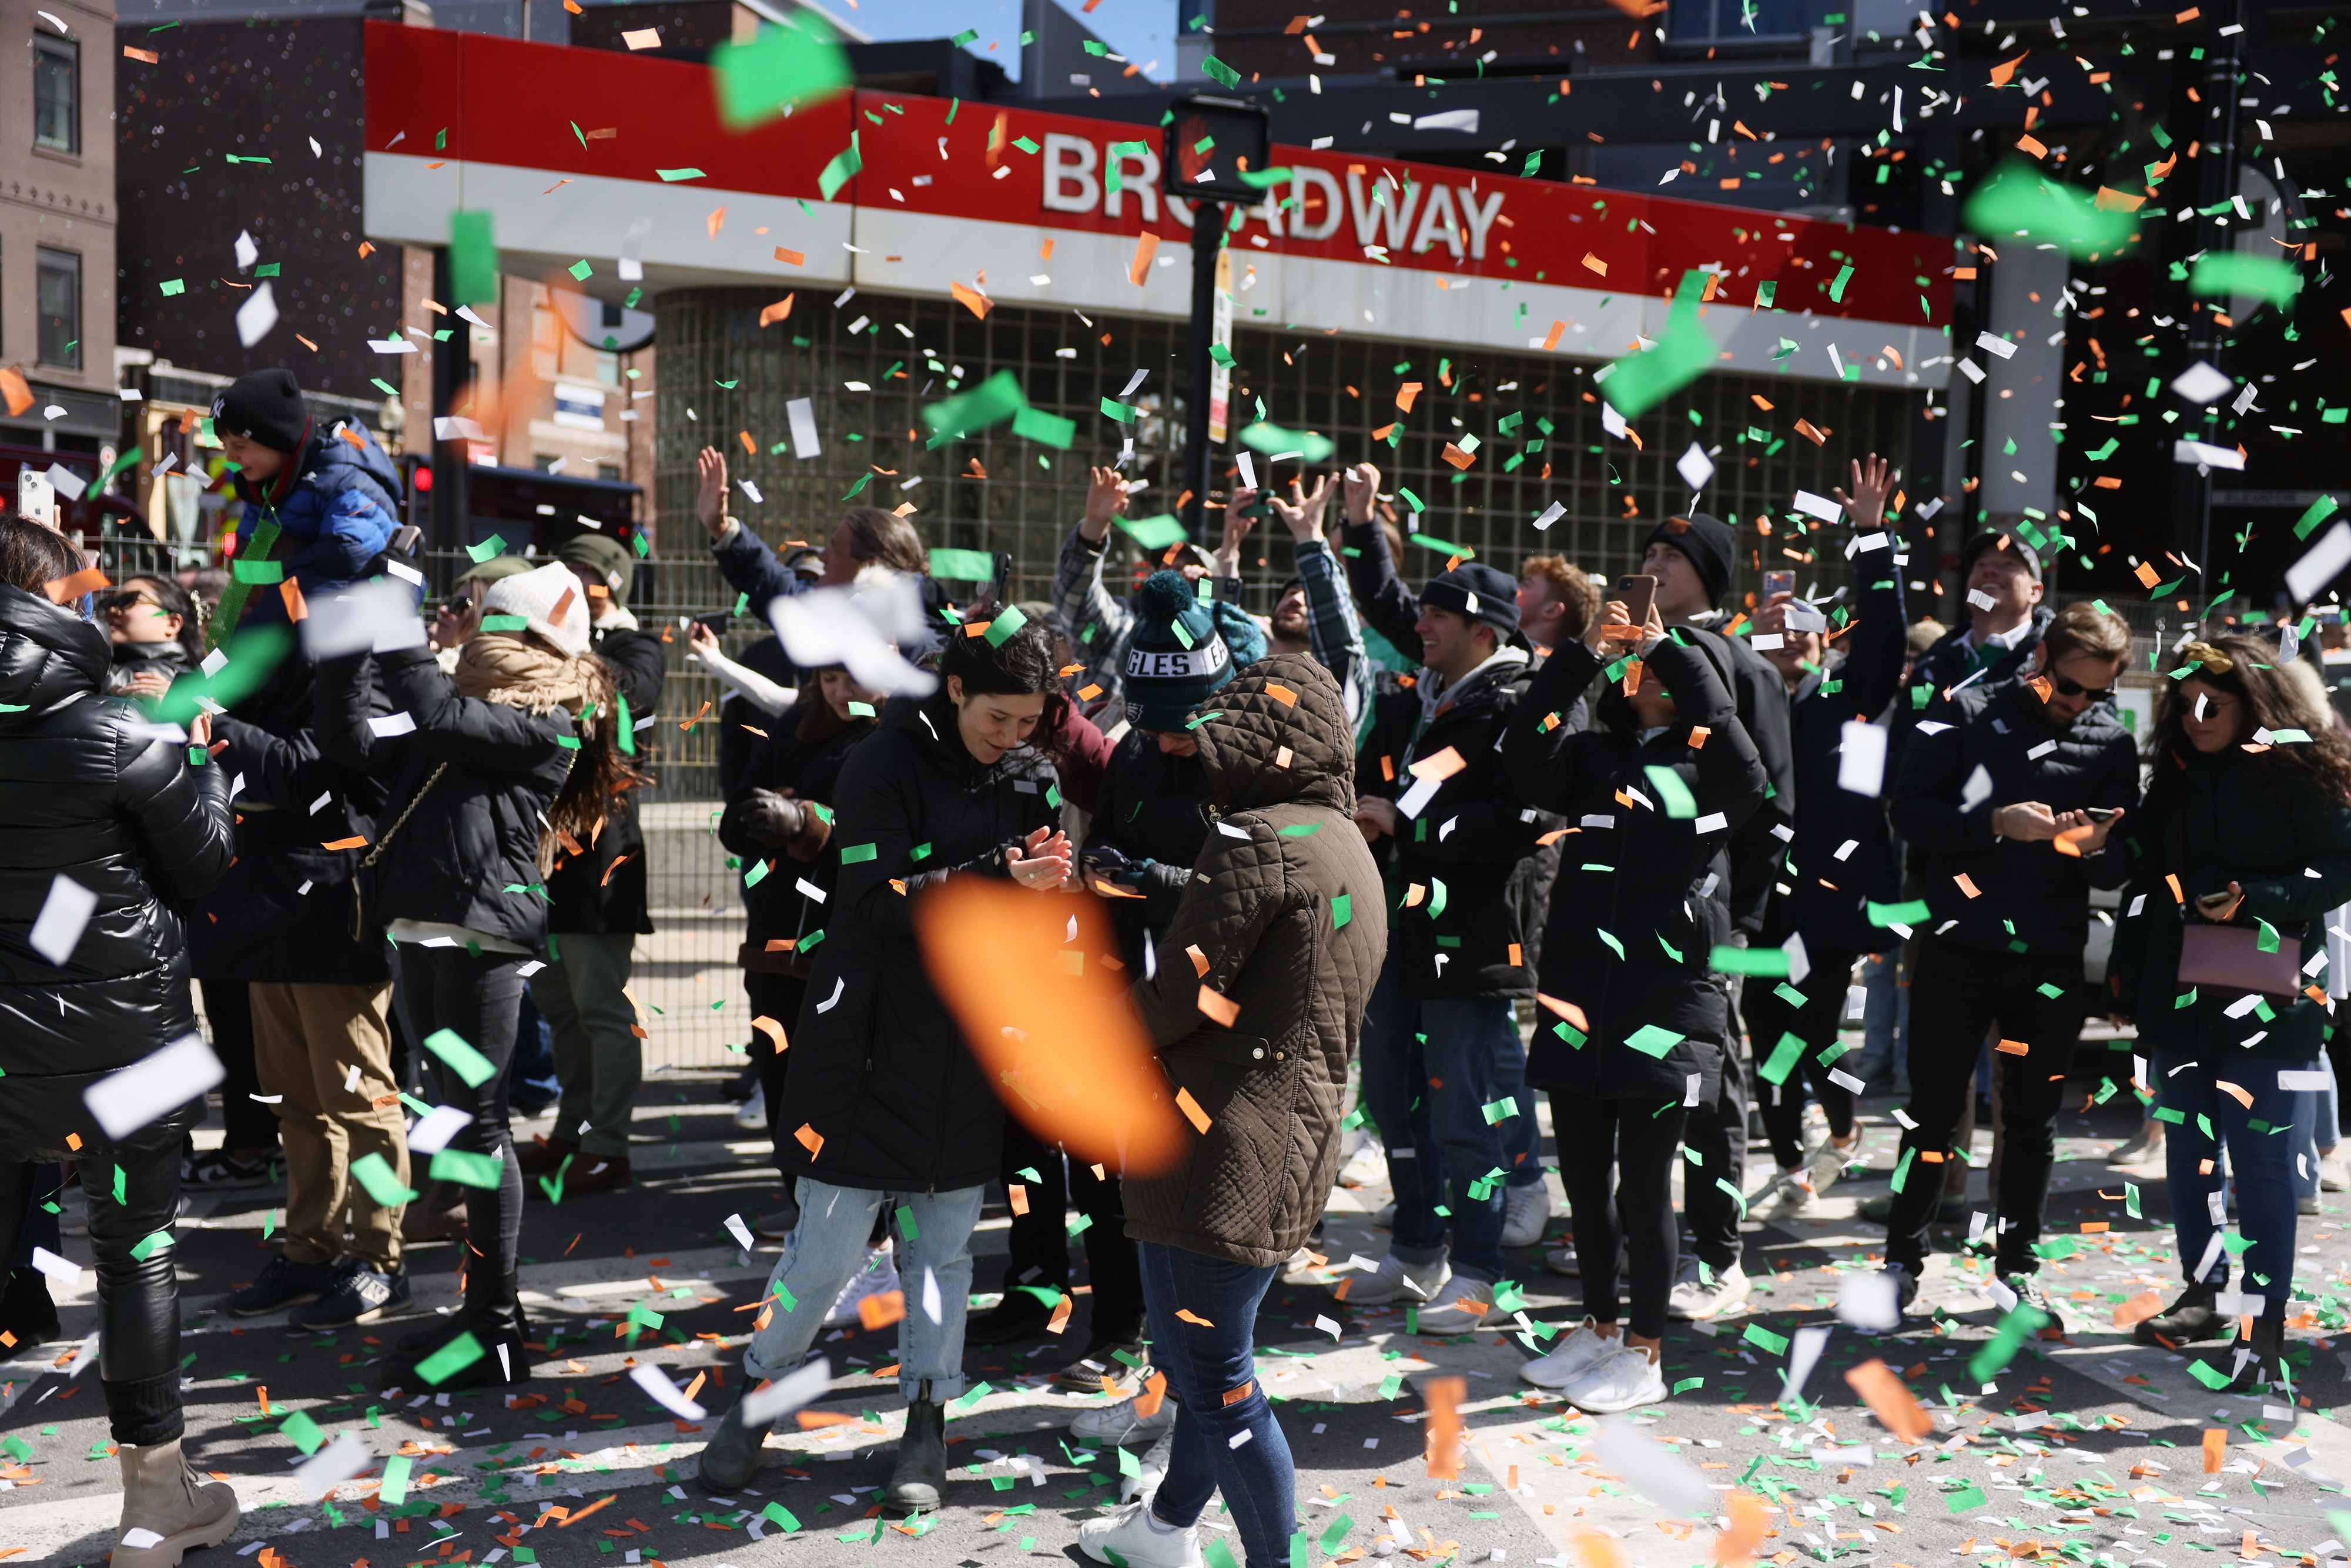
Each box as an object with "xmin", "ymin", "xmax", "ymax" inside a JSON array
[
  {"xmin": 85, "ymin": 1033, "xmax": 225, "ymax": 1140},
  {"xmin": 29, "ymin": 873, "xmax": 98, "ymax": 967}
]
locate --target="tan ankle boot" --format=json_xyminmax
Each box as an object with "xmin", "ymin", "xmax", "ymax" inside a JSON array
[{"xmin": 113, "ymin": 1439, "xmax": 239, "ymax": 1567}]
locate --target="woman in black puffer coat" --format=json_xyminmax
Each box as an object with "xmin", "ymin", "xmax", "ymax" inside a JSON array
[
  {"xmin": 698, "ymin": 618, "xmax": 1070, "ymax": 1511},
  {"xmin": 320, "ymin": 561, "xmax": 644, "ymax": 1392},
  {"xmin": 1499, "ymin": 602, "xmax": 1766, "ymax": 1415},
  {"xmin": 0, "ymin": 516, "xmax": 239, "ymax": 1564}
]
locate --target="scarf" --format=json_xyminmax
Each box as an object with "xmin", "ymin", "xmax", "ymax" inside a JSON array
[{"xmin": 454, "ymin": 633, "xmax": 605, "ymax": 721}]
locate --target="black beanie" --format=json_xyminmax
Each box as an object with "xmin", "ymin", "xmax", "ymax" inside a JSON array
[
  {"xmin": 1418, "ymin": 561, "xmax": 1520, "ymax": 638},
  {"xmin": 1643, "ymin": 514, "xmax": 1736, "ymax": 609},
  {"xmin": 212, "ymin": 368, "xmax": 309, "ymax": 454}
]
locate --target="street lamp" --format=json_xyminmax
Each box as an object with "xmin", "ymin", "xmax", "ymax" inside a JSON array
[{"xmin": 1163, "ymin": 93, "xmax": 1270, "ymax": 540}]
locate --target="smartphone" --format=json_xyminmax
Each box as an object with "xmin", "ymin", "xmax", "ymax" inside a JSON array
[
  {"xmin": 690, "ymin": 611, "xmax": 729, "ymax": 636},
  {"xmin": 1763, "ymin": 569, "xmax": 1796, "ymax": 602},
  {"xmin": 2083, "ymin": 806, "xmax": 2123, "ymax": 823},
  {"xmin": 1612, "ymin": 574, "xmax": 1657, "ymax": 629}
]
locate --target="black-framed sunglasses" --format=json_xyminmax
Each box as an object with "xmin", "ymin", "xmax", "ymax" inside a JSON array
[{"xmin": 2049, "ymin": 673, "xmax": 2116, "ymax": 703}]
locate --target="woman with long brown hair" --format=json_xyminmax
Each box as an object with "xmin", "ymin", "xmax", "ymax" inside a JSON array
[
  {"xmin": 321, "ymin": 560, "xmax": 649, "ymax": 1390},
  {"xmin": 2111, "ymin": 632, "xmax": 2351, "ymax": 1390}
]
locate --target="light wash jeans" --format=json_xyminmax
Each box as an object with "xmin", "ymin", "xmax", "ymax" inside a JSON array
[
  {"xmin": 741, "ymin": 1178, "xmax": 983, "ymax": 1402},
  {"xmin": 1854, "ymin": 949, "xmax": 1909, "ymax": 1090},
  {"xmin": 2291, "ymin": 1056, "xmax": 2342, "ymax": 1201}
]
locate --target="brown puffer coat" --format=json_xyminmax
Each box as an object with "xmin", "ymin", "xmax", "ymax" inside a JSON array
[{"xmin": 1123, "ymin": 654, "xmax": 1389, "ymax": 1268}]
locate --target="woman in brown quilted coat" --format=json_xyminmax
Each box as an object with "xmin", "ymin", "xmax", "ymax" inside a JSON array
[{"xmin": 1077, "ymin": 652, "xmax": 1388, "ymax": 1568}]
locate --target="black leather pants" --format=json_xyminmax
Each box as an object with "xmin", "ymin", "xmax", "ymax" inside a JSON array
[{"xmin": 0, "ymin": 1148, "xmax": 185, "ymax": 1445}]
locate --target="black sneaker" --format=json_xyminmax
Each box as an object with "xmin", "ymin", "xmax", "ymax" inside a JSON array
[
  {"xmin": 2000, "ymin": 1272, "xmax": 2067, "ymax": 1337},
  {"xmin": 227, "ymin": 1254, "xmax": 340, "ymax": 1317},
  {"xmin": 183, "ymin": 1147, "xmax": 277, "ymax": 1190},
  {"xmin": 2223, "ymin": 1317, "xmax": 2285, "ymax": 1393},
  {"xmin": 1050, "ymin": 1336, "xmax": 1147, "ymax": 1393},
  {"xmin": 965, "ymin": 1288, "xmax": 1055, "ymax": 1346},
  {"xmin": 292, "ymin": 1260, "xmax": 411, "ymax": 1330},
  {"xmin": 2136, "ymin": 1282, "xmax": 2228, "ymax": 1346}
]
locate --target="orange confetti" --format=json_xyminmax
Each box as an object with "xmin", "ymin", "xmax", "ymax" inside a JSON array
[
  {"xmin": 320, "ymin": 836, "xmax": 370, "ymax": 852},
  {"xmin": 1409, "ymin": 746, "xmax": 1468, "ymax": 782},
  {"xmin": 1046, "ymin": 1293, "xmax": 1074, "ymax": 1334},
  {"xmin": 1175, "ymin": 1087, "xmax": 1213, "ymax": 1135},
  {"xmin": 1717, "ymin": 1492, "xmax": 1771, "ymax": 1566},
  {"xmin": 2135, "ymin": 561, "xmax": 2161, "ymax": 589},
  {"xmin": 1265, "ymin": 683, "xmax": 1298, "ymax": 707},
  {"xmin": 1128, "ymin": 230, "xmax": 1160, "ymax": 286},
  {"xmin": 1133, "ymin": 1371, "xmax": 1169, "ymax": 1419},
  {"xmin": 1396, "ymin": 381, "xmax": 1424, "ymax": 412},
  {"xmin": 2203, "ymin": 1429, "xmax": 2225, "ymax": 1472},
  {"xmin": 1185, "ymin": 943, "xmax": 1212, "ymax": 977},
  {"xmin": 913, "ymin": 880, "xmax": 1191, "ymax": 1175},
  {"xmin": 43, "ymin": 567, "xmax": 109, "ymax": 605},
  {"xmin": 1993, "ymin": 1038, "xmax": 2030, "ymax": 1057},
  {"xmin": 858, "ymin": 1290, "xmax": 906, "ymax": 1331},
  {"xmin": 751, "ymin": 1015, "xmax": 787, "ymax": 1052},
  {"xmin": 706, "ymin": 206, "xmax": 727, "ymax": 240},
  {"xmin": 793, "ymin": 1124, "xmax": 824, "ymax": 1159},
  {"xmin": 1843, "ymin": 1358, "xmax": 1932, "ymax": 1443},
  {"xmin": 1197, "ymin": 985, "xmax": 1240, "ymax": 1026},
  {"xmin": 759, "ymin": 296, "xmax": 796, "ymax": 327},
  {"xmin": 2216, "ymin": 1081, "xmax": 2253, "ymax": 1109},
  {"xmin": 950, "ymin": 280, "xmax": 992, "ymax": 320},
  {"xmin": 1536, "ymin": 993, "xmax": 1589, "ymax": 1033},
  {"xmin": 774, "ymin": 246, "xmax": 805, "ymax": 266},
  {"xmin": 1176, "ymin": 1308, "xmax": 1217, "ymax": 1327},
  {"xmin": 1954, "ymin": 873, "xmax": 1981, "ymax": 900},
  {"xmin": 1424, "ymin": 1375, "xmax": 1466, "ymax": 1479}
]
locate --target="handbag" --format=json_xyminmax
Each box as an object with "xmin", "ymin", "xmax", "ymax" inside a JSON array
[
  {"xmin": 2177, "ymin": 922, "xmax": 2305, "ymax": 998},
  {"xmin": 350, "ymin": 762, "xmax": 449, "ymax": 943}
]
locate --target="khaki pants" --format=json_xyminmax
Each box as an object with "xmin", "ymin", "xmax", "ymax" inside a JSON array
[
  {"xmin": 534, "ymin": 932, "xmax": 642, "ymax": 1158},
  {"xmin": 250, "ymin": 981, "xmax": 406, "ymax": 1271}
]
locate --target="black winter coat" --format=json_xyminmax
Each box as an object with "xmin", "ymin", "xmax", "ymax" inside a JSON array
[
  {"xmin": 718, "ymin": 692, "xmax": 876, "ymax": 951},
  {"xmin": 1501, "ymin": 635, "xmax": 1767, "ymax": 1103},
  {"xmin": 1693, "ymin": 621, "xmax": 1796, "ymax": 936},
  {"xmin": 774, "ymin": 689, "xmax": 1060, "ymax": 1193},
  {"xmin": 1777, "ymin": 563, "xmax": 1908, "ymax": 953},
  {"xmin": 0, "ymin": 584, "xmax": 235, "ymax": 1157},
  {"xmin": 107, "ymin": 639, "xmax": 192, "ymax": 695},
  {"xmin": 187, "ymin": 650, "xmax": 393, "ymax": 985},
  {"xmin": 320, "ymin": 645, "xmax": 578, "ymax": 952},
  {"xmin": 1337, "ymin": 518, "xmax": 1562, "ymax": 999},
  {"xmin": 1081, "ymin": 731, "xmax": 1217, "ymax": 971},
  {"xmin": 1886, "ymin": 673, "xmax": 2138, "ymax": 957},
  {"xmin": 545, "ymin": 621, "xmax": 665, "ymax": 935}
]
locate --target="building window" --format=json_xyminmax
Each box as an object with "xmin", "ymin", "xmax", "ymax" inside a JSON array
[
  {"xmin": 1668, "ymin": 0, "xmax": 1816, "ymax": 44},
  {"xmin": 36, "ymin": 248, "xmax": 78, "ymax": 368},
  {"xmin": 32, "ymin": 37, "xmax": 76, "ymax": 155}
]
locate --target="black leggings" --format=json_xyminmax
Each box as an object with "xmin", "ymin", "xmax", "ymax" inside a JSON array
[
  {"xmin": 1741, "ymin": 943, "xmax": 1863, "ymax": 1168},
  {"xmin": 0, "ymin": 1147, "xmax": 184, "ymax": 1445},
  {"xmin": 744, "ymin": 969, "xmax": 805, "ymax": 1178},
  {"xmin": 400, "ymin": 944, "xmax": 530, "ymax": 1336},
  {"xmin": 999, "ymin": 1120, "xmax": 1146, "ymax": 1339},
  {"xmin": 1550, "ymin": 1095, "xmax": 1687, "ymax": 1340}
]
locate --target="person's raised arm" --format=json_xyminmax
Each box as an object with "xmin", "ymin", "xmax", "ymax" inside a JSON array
[
  {"xmin": 375, "ymin": 645, "xmax": 571, "ymax": 774},
  {"xmin": 688, "ymin": 621, "xmax": 796, "ymax": 716},
  {"xmin": 1053, "ymin": 468, "xmax": 1135, "ymax": 705},
  {"xmin": 1332, "ymin": 462, "xmax": 1423, "ymax": 661},
  {"xmin": 1279, "ymin": 476, "xmax": 1374, "ymax": 734},
  {"xmin": 1829, "ymin": 453, "xmax": 1909, "ymax": 718}
]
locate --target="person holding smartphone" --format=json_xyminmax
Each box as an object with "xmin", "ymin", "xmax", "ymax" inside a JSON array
[
  {"xmin": 1876, "ymin": 602, "xmax": 2139, "ymax": 1329},
  {"xmin": 2108, "ymin": 634, "xmax": 2351, "ymax": 1389}
]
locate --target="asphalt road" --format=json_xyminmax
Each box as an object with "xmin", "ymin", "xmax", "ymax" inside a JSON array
[{"xmin": 8, "ymin": 1060, "xmax": 2351, "ymax": 1568}]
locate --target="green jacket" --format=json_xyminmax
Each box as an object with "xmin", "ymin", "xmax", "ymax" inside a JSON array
[{"xmin": 2111, "ymin": 747, "xmax": 2351, "ymax": 1063}]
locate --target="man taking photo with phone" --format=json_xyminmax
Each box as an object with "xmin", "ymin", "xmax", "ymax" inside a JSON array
[{"xmin": 1874, "ymin": 602, "xmax": 2139, "ymax": 1327}]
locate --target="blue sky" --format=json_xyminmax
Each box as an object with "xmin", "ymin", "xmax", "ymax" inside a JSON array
[{"xmin": 820, "ymin": 0, "xmax": 1176, "ymax": 82}]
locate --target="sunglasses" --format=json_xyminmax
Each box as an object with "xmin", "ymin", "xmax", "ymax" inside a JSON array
[{"xmin": 2048, "ymin": 673, "xmax": 2116, "ymax": 703}]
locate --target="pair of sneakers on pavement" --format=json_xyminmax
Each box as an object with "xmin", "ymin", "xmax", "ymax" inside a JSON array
[
  {"xmin": 228, "ymin": 1253, "xmax": 410, "ymax": 1330},
  {"xmin": 1515, "ymin": 1317, "xmax": 1667, "ymax": 1412},
  {"xmin": 1347, "ymin": 1252, "xmax": 1498, "ymax": 1334}
]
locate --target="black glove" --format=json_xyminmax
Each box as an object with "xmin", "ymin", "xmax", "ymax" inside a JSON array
[{"xmin": 741, "ymin": 789, "xmax": 803, "ymax": 849}]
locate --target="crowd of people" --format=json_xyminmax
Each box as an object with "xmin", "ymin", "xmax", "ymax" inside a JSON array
[{"xmin": 4, "ymin": 368, "xmax": 2350, "ymax": 1568}]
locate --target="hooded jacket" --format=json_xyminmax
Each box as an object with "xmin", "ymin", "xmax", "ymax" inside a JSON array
[
  {"xmin": 773, "ymin": 687, "xmax": 1062, "ymax": 1193},
  {"xmin": 2109, "ymin": 748, "xmax": 2351, "ymax": 1063},
  {"xmin": 0, "ymin": 584, "xmax": 234, "ymax": 1157},
  {"xmin": 1501, "ymin": 635, "xmax": 1767, "ymax": 1103},
  {"xmin": 1123, "ymin": 654, "xmax": 1389, "ymax": 1268},
  {"xmin": 1774, "ymin": 564, "xmax": 1908, "ymax": 953},
  {"xmin": 228, "ymin": 428, "xmax": 402, "ymax": 623},
  {"xmin": 317, "ymin": 645, "xmax": 580, "ymax": 952},
  {"xmin": 1886, "ymin": 671, "xmax": 2138, "ymax": 957}
]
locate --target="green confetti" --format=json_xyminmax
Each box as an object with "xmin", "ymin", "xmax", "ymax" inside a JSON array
[
  {"xmin": 816, "ymin": 140, "xmax": 861, "ymax": 199},
  {"xmin": 928, "ymin": 547, "xmax": 996, "ymax": 581},
  {"xmin": 1118, "ymin": 513, "xmax": 1191, "ymax": 551},
  {"xmin": 711, "ymin": 15, "xmax": 852, "ymax": 129},
  {"xmin": 1710, "ymin": 944, "xmax": 1790, "ymax": 977},
  {"xmin": 1961, "ymin": 159, "xmax": 2139, "ymax": 259},
  {"xmin": 923, "ymin": 368, "xmax": 1026, "ymax": 440},
  {"xmin": 1012, "ymin": 406, "xmax": 1076, "ymax": 448},
  {"xmin": 656, "ymin": 167, "xmax": 710, "ymax": 182},
  {"xmin": 1643, "ymin": 765, "xmax": 1697, "ymax": 819},
  {"xmin": 1598, "ymin": 269, "xmax": 1714, "ymax": 418},
  {"xmin": 350, "ymin": 1153, "xmax": 420, "ymax": 1207},
  {"xmin": 430, "ymin": 1149, "xmax": 504, "ymax": 1188},
  {"xmin": 279, "ymin": 1410, "xmax": 327, "ymax": 1455},
  {"xmin": 380, "ymin": 1453, "xmax": 414, "ymax": 1505},
  {"xmin": 414, "ymin": 1331, "xmax": 487, "ymax": 1386},
  {"xmin": 2189, "ymin": 252, "xmax": 2303, "ymax": 308},
  {"xmin": 450, "ymin": 211, "xmax": 498, "ymax": 306},
  {"xmin": 1623, "ymin": 1024, "xmax": 1683, "ymax": 1058},
  {"xmin": 423, "ymin": 1027, "xmax": 497, "ymax": 1088},
  {"xmin": 1237, "ymin": 422, "xmax": 1336, "ymax": 463}
]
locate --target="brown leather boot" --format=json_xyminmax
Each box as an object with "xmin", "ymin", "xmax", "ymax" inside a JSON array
[
  {"xmin": 112, "ymin": 1439, "xmax": 239, "ymax": 1566},
  {"xmin": 562, "ymin": 1154, "xmax": 633, "ymax": 1194},
  {"xmin": 514, "ymin": 1136, "xmax": 577, "ymax": 1176}
]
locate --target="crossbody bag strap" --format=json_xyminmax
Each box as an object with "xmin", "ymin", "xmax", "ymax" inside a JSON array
[{"xmin": 351, "ymin": 762, "xmax": 450, "ymax": 941}]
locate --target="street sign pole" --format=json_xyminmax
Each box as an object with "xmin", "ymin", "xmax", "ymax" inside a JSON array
[{"xmin": 1164, "ymin": 94, "xmax": 1268, "ymax": 544}]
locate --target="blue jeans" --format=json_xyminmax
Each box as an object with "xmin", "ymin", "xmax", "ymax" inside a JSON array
[
  {"xmin": 2290, "ymin": 1056, "xmax": 2340, "ymax": 1200},
  {"xmin": 1138, "ymin": 1242, "xmax": 1296, "ymax": 1567},
  {"xmin": 742, "ymin": 1179, "xmax": 982, "ymax": 1402},
  {"xmin": 2158, "ymin": 1051, "xmax": 2298, "ymax": 1317},
  {"xmin": 1358, "ymin": 953, "xmax": 1522, "ymax": 1282},
  {"xmin": 1855, "ymin": 950, "xmax": 1908, "ymax": 1089}
]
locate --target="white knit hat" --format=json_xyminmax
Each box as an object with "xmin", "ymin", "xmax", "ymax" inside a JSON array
[{"xmin": 481, "ymin": 560, "xmax": 590, "ymax": 659}]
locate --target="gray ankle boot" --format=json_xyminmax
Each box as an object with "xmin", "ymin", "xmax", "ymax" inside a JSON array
[
  {"xmin": 113, "ymin": 1440, "xmax": 239, "ymax": 1567},
  {"xmin": 885, "ymin": 1383, "xmax": 949, "ymax": 1513},
  {"xmin": 695, "ymin": 1393, "xmax": 767, "ymax": 1494}
]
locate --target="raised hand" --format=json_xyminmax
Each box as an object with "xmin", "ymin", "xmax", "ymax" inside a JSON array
[
  {"xmin": 1833, "ymin": 453, "xmax": 1893, "ymax": 531},
  {"xmin": 696, "ymin": 447, "xmax": 731, "ymax": 541},
  {"xmin": 1272, "ymin": 474, "xmax": 1335, "ymax": 543},
  {"xmin": 1342, "ymin": 462, "xmax": 1381, "ymax": 525},
  {"xmin": 1081, "ymin": 465, "xmax": 1131, "ymax": 540}
]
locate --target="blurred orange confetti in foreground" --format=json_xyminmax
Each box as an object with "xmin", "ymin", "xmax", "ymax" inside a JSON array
[
  {"xmin": 1716, "ymin": 1491, "xmax": 1771, "ymax": 1566},
  {"xmin": 1843, "ymin": 1358, "xmax": 1932, "ymax": 1443},
  {"xmin": 916, "ymin": 879, "xmax": 1191, "ymax": 1176},
  {"xmin": 1423, "ymin": 1375, "xmax": 1465, "ymax": 1479}
]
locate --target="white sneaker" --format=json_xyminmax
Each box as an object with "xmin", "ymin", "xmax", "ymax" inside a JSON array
[
  {"xmin": 1500, "ymin": 1182, "xmax": 1552, "ymax": 1248},
  {"xmin": 823, "ymin": 1247, "xmax": 902, "ymax": 1328},
  {"xmin": 1757, "ymin": 1171, "xmax": 1817, "ymax": 1218},
  {"xmin": 1347, "ymin": 1251, "xmax": 1450, "ymax": 1306},
  {"xmin": 1079, "ymin": 1499, "xmax": 1204, "ymax": 1568},
  {"xmin": 1518, "ymin": 1318, "xmax": 1617, "ymax": 1389},
  {"xmin": 733, "ymin": 1095, "xmax": 768, "ymax": 1132},
  {"xmin": 1124, "ymin": 1428, "xmax": 1173, "ymax": 1503},
  {"xmin": 1809, "ymin": 1134, "xmax": 1860, "ymax": 1196},
  {"xmin": 1666, "ymin": 1259, "xmax": 1749, "ymax": 1321},
  {"xmin": 1562, "ymin": 1341, "xmax": 1667, "ymax": 1413},
  {"xmin": 1340, "ymin": 1138, "xmax": 1388, "ymax": 1189},
  {"xmin": 1415, "ymin": 1274, "xmax": 1496, "ymax": 1334},
  {"xmin": 2323, "ymin": 1155, "xmax": 2351, "ymax": 1194},
  {"xmin": 1543, "ymin": 1242, "xmax": 1580, "ymax": 1277},
  {"xmin": 1072, "ymin": 1391, "xmax": 1180, "ymax": 1445}
]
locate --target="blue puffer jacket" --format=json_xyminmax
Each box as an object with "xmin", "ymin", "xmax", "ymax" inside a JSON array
[{"xmin": 230, "ymin": 427, "xmax": 401, "ymax": 619}]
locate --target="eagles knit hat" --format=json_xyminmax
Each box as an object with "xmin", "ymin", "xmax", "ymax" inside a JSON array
[
  {"xmin": 1959, "ymin": 527, "xmax": 2044, "ymax": 584},
  {"xmin": 481, "ymin": 559, "xmax": 591, "ymax": 659},
  {"xmin": 1123, "ymin": 569, "xmax": 1262, "ymax": 731},
  {"xmin": 1643, "ymin": 513, "xmax": 1737, "ymax": 609},
  {"xmin": 555, "ymin": 531, "xmax": 637, "ymax": 607},
  {"xmin": 212, "ymin": 368, "xmax": 310, "ymax": 455},
  {"xmin": 1418, "ymin": 561, "xmax": 1519, "ymax": 638}
]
